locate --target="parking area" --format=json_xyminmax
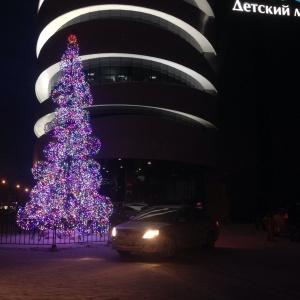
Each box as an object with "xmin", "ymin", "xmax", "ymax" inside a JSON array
[{"xmin": 1, "ymin": 223, "xmax": 300, "ymax": 300}]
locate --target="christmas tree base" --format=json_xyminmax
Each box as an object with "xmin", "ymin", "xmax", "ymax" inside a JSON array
[{"xmin": 50, "ymin": 244, "xmax": 58, "ymax": 252}]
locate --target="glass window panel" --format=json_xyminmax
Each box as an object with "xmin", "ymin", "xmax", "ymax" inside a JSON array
[{"xmin": 51, "ymin": 52, "xmax": 200, "ymax": 92}]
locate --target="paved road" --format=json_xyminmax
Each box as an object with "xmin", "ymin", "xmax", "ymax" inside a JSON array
[{"xmin": 1, "ymin": 224, "xmax": 299, "ymax": 300}]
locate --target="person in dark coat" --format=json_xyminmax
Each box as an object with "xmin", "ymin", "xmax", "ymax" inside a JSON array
[{"xmin": 263, "ymin": 212, "xmax": 277, "ymax": 241}]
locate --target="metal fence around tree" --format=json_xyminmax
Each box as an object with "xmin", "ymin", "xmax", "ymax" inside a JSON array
[{"xmin": 0, "ymin": 211, "xmax": 109, "ymax": 246}]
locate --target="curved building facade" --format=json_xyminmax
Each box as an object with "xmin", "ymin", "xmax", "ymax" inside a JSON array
[{"xmin": 34, "ymin": 0, "xmax": 219, "ymax": 205}]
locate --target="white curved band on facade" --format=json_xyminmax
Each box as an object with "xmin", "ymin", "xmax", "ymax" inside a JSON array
[
  {"xmin": 34, "ymin": 104, "xmax": 218, "ymax": 138},
  {"xmin": 193, "ymin": 0, "xmax": 214, "ymax": 17},
  {"xmin": 38, "ymin": 1, "xmax": 214, "ymax": 17},
  {"xmin": 38, "ymin": 0, "xmax": 45, "ymax": 11},
  {"xmin": 36, "ymin": 5, "xmax": 216, "ymax": 58},
  {"xmin": 34, "ymin": 113, "xmax": 55, "ymax": 137},
  {"xmin": 35, "ymin": 53, "xmax": 217, "ymax": 103}
]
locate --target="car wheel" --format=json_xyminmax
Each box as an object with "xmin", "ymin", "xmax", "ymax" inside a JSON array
[
  {"xmin": 117, "ymin": 250, "xmax": 131, "ymax": 255},
  {"xmin": 204, "ymin": 232, "xmax": 215, "ymax": 250},
  {"xmin": 163, "ymin": 237, "xmax": 176, "ymax": 257}
]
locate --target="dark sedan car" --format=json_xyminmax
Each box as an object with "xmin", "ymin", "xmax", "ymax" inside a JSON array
[{"xmin": 111, "ymin": 205, "xmax": 219, "ymax": 257}]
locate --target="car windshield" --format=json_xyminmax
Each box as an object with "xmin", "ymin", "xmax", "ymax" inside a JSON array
[{"xmin": 134, "ymin": 207, "xmax": 178, "ymax": 223}]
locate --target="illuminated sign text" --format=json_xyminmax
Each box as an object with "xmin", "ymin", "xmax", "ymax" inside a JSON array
[{"xmin": 233, "ymin": 0, "xmax": 300, "ymax": 17}]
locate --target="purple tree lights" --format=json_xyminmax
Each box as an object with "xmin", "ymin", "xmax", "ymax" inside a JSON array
[{"xmin": 17, "ymin": 35, "xmax": 113, "ymax": 241}]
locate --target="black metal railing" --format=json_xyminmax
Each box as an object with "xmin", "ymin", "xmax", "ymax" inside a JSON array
[{"xmin": 0, "ymin": 213, "xmax": 109, "ymax": 245}]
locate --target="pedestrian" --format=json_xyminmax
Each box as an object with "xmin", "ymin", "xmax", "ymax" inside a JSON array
[{"xmin": 263, "ymin": 212, "xmax": 277, "ymax": 241}]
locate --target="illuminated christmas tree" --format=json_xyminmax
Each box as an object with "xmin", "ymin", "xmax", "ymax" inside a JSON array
[{"xmin": 17, "ymin": 35, "xmax": 113, "ymax": 239}]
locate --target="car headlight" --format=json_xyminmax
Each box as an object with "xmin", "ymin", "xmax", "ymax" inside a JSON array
[
  {"xmin": 143, "ymin": 229, "xmax": 159, "ymax": 239},
  {"xmin": 112, "ymin": 227, "xmax": 117, "ymax": 237}
]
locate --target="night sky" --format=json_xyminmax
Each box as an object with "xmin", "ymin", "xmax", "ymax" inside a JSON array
[
  {"xmin": 216, "ymin": 1, "xmax": 300, "ymax": 205},
  {"xmin": 1, "ymin": 0, "xmax": 300, "ymax": 203},
  {"xmin": 0, "ymin": 0, "xmax": 38, "ymax": 187}
]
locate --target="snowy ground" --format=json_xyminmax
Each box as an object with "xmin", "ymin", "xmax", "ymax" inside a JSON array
[{"xmin": 1, "ymin": 224, "xmax": 300, "ymax": 300}]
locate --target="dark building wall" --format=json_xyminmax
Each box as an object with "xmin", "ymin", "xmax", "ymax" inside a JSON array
[
  {"xmin": 34, "ymin": 113, "xmax": 219, "ymax": 168},
  {"xmin": 37, "ymin": 19, "xmax": 216, "ymax": 85},
  {"xmin": 38, "ymin": 0, "xmax": 216, "ymax": 47},
  {"xmin": 35, "ymin": 84, "xmax": 218, "ymax": 128},
  {"xmin": 35, "ymin": 0, "xmax": 222, "ymax": 212}
]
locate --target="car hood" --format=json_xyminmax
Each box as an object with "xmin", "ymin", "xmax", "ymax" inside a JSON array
[{"xmin": 116, "ymin": 221, "xmax": 169, "ymax": 231}]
